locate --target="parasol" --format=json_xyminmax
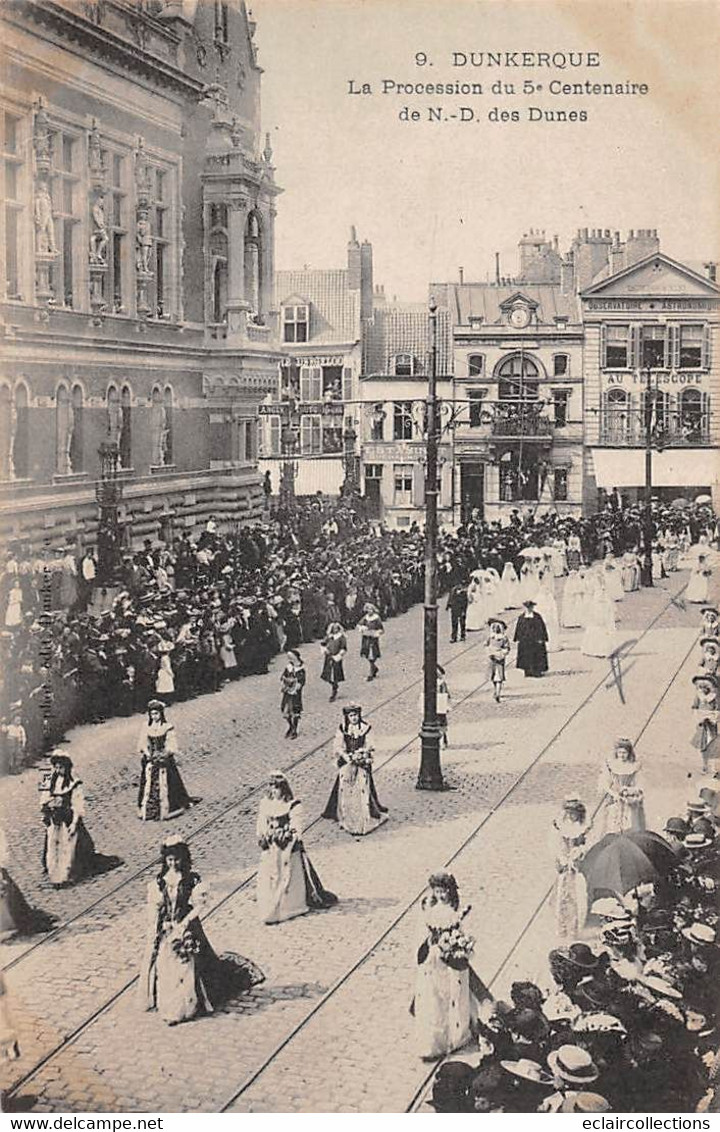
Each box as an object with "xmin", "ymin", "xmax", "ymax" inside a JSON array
[
  {"xmin": 580, "ymin": 831, "xmax": 676, "ymax": 899},
  {"xmin": 670, "ymin": 498, "xmax": 690, "ymax": 509},
  {"xmin": 695, "ymin": 494, "xmax": 712, "ymax": 505},
  {"xmin": 519, "ymin": 547, "xmax": 541, "ymax": 558}
]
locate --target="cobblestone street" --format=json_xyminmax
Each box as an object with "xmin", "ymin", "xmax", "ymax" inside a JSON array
[{"xmin": 1, "ymin": 567, "xmax": 712, "ymax": 1113}]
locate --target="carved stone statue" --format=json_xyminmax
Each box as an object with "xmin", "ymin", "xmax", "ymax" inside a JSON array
[
  {"xmin": 34, "ymin": 182, "xmax": 57, "ymax": 256},
  {"xmin": 135, "ymin": 213, "xmax": 153, "ymax": 273},
  {"xmin": 90, "ymin": 196, "xmax": 109, "ymax": 264},
  {"xmin": 33, "ymin": 103, "xmax": 53, "ymax": 164},
  {"xmin": 88, "ymin": 120, "xmax": 104, "ymax": 177}
]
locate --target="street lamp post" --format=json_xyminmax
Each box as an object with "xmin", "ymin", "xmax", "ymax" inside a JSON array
[
  {"xmin": 417, "ymin": 297, "xmax": 445, "ymax": 791},
  {"xmin": 640, "ymin": 366, "xmax": 654, "ymax": 587}
]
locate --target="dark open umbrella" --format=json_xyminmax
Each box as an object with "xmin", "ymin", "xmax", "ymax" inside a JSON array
[{"xmin": 580, "ymin": 831, "xmax": 676, "ymax": 899}]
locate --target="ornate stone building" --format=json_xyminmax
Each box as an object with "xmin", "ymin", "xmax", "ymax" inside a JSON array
[{"xmin": 0, "ymin": 0, "xmax": 282, "ymax": 554}]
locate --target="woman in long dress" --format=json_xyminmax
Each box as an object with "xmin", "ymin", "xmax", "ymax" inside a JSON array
[
  {"xmin": 551, "ymin": 537, "xmax": 568, "ymax": 578},
  {"xmin": 534, "ymin": 570, "xmax": 562, "ymax": 653},
  {"xmin": 0, "ymin": 828, "xmax": 52, "ymax": 938},
  {"xmin": 690, "ymin": 673, "xmax": 720, "ymax": 776},
  {"xmin": 560, "ymin": 569, "xmax": 585, "ymax": 629},
  {"xmin": 603, "ymin": 554, "xmax": 624, "ymax": 602},
  {"xmin": 140, "ymin": 837, "xmax": 264, "ymax": 1025},
  {"xmin": 4, "ymin": 581, "xmax": 23, "ymax": 628},
  {"xmin": 280, "ymin": 650, "xmax": 305, "ymax": 739},
  {"xmin": 155, "ymin": 643, "xmax": 175, "ymax": 700},
  {"xmin": 581, "ymin": 578, "xmax": 618, "ymax": 659},
  {"xmin": 499, "ymin": 560, "xmax": 520, "ymax": 609},
  {"xmin": 566, "ymin": 533, "xmax": 582, "ymax": 573},
  {"xmin": 596, "ymin": 739, "xmax": 646, "ymax": 836},
  {"xmin": 137, "ymin": 700, "xmax": 191, "ymax": 821},
  {"xmin": 41, "ymin": 753, "xmax": 96, "ymax": 887},
  {"xmin": 621, "ymin": 549, "xmax": 641, "ymax": 593},
  {"xmin": 465, "ymin": 572, "xmax": 486, "ymax": 631},
  {"xmin": 358, "ymin": 603, "xmax": 384, "ymax": 680},
  {"xmin": 482, "ymin": 567, "xmax": 502, "ymax": 623},
  {"xmin": 551, "ymin": 798, "xmax": 590, "ymax": 942},
  {"xmin": 323, "ymin": 704, "xmax": 388, "ymax": 835},
  {"xmin": 256, "ymin": 773, "xmax": 337, "ymax": 924},
  {"xmin": 411, "ymin": 872, "xmax": 489, "ymax": 1060},
  {"xmin": 687, "ymin": 554, "xmax": 712, "ymax": 605},
  {"xmin": 320, "ymin": 621, "xmax": 347, "ymax": 703}
]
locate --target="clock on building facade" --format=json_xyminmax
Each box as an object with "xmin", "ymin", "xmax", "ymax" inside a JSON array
[{"xmin": 509, "ymin": 304, "xmax": 531, "ymax": 329}]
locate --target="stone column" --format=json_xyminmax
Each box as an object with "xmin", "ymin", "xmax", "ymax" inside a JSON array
[{"xmin": 226, "ymin": 196, "xmax": 249, "ymax": 338}]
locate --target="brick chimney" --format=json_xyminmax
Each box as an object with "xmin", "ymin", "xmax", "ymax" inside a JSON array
[
  {"xmin": 360, "ymin": 239, "xmax": 373, "ymax": 319},
  {"xmin": 624, "ymin": 228, "xmax": 660, "ymax": 268},
  {"xmin": 347, "ymin": 225, "xmax": 361, "ymax": 290},
  {"xmin": 571, "ymin": 227, "xmax": 612, "ymax": 292}
]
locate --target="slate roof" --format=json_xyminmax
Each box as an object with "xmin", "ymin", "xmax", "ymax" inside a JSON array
[
  {"xmin": 431, "ymin": 282, "xmax": 580, "ymax": 326},
  {"xmin": 276, "ymin": 269, "xmax": 361, "ymax": 346}
]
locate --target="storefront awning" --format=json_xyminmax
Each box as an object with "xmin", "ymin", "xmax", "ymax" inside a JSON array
[{"xmin": 591, "ymin": 448, "xmax": 718, "ymax": 490}]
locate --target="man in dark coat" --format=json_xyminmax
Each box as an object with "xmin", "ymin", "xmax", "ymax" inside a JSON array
[
  {"xmin": 446, "ymin": 581, "xmax": 469, "ymax": 643},
  {"xmin": 514, "ymin": 599, "xmax": 549, "ymax": 677}
]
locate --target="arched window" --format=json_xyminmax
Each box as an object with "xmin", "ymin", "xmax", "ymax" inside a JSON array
[
  {"xmin": 70, "ymin": 384, "xmax": 84, "ymax": 472},
  {"xmin": 55, "ymin": 383, "xmax": 72, "ymax": 475},
  {"xmin": 244, "ymin": 211, "xmax": 262, "ymax": 318},
  {"xmin": 0, "ymin": 386, "xmax": 11, "ymax": 480},
  {"xmin": 209, "ymin": 229, "xmax": 228, "ymax": 324},
  {"xmin": 13, "ymin": 383, "xmax": 29, "ymax": 479},
  {"xmin": 604, "ymin": 387, "xmax": 629, "ymax": 443},
  {"xmin": 163, "ymin": 385, "xmax": 174, "ymax": 465},
  {"xmin": 107, "ymin": 385, "xmax": 121, "ymax": 447},
  {"xmin": 497, "ymin": 354, "xmax": 540, "ymax": 401},
  {"xmin": 394, "ymin": 353, "xmax": 413, "ymax": 376},
  {"xmin": 150, "ymin": 385, "xmax": 166, "ymax": 467},
  {"xmin": 679, "ymin": 387, "xmax": 705, "ymax": 441},
  {"xmin": 467, "ymin": 354, "xmax": 484, "ymax": 377},
  {"xmin": 119, "ymin": 385, "xmax": 132, "ymax": 469}
]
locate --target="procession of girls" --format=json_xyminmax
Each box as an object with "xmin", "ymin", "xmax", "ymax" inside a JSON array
[{"xmin": 4, "ymin": 517, "xmax": 717, "ymax": 1055}]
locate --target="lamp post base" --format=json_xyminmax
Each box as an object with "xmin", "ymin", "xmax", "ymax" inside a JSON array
[{"xmin": 416, "ymin": 722, "xmax": 446, "ymax": 791}]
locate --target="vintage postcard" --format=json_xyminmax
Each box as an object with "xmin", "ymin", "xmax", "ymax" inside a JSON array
[{"xmin": 0, "ymin": 0, "xmax": 719, "ymax": 1118}]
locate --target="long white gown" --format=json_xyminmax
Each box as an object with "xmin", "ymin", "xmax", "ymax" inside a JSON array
[
  {"xmin": 481, "ymin": 569, "xmax": 502, "ymax": 623},
  {"xmin": 560, "ymin": 571, "xmax": 586, "ymax": 629},
  {"xmin": 687, "ymin": 564, "xmax": 711, "ymax": 604},
  {"xmin": 596, "ymin": 760, "xmax": 646, "ymax": 837},
  {"xmin": 603, "ymin": 559, "xmax": 624, "ymax": 603},
  {"xmin": 551, "ymin": 818, "xmax": 589, "ymax": 942},
  {"xmin": 581, "ymin": 585, "xmax": 618, "ymax": 658},
  {"xmin": 256, "ymin": 798, "xmax": 310, "ymax": 924},
  {"xmin": 534, "ymin": 575, "xmax": 562, "ymax": 653},
  {"xmin": 499, "ymin": 562, "xmax": 520, "ymax": 609},
  {"xmin": 466, "ymin": 578, "xmax": 487, "ymax": 631},
  {"xmin": 412, "ymin": 899, "xmax": 481, "ymax": 1059}
]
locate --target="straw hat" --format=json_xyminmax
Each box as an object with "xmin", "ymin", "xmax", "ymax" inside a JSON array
[{"xmin": 546, "ymin": 1045, "xmax": 599, "ymax": 1085}]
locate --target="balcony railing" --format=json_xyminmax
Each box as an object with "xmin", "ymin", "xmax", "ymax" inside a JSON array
[
  {"xmin": 599, "ymin": 410, "xmax": 711, "ymax": 447},
  {"xmin": 490, "ymin": 406, "xmax": 554, "ymax": 440}
]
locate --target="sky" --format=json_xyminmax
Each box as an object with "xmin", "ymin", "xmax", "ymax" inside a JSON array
[{"xmin": 252, "ymin": 0, "xmax": 720, "ymax": 301}]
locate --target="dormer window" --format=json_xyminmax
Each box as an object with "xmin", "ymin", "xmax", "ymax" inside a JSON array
[
  {"xmin": 283, "ymin": 304, "xmax": 308, "ymax": 343},
  {"xmin": 394, "ymin": 353, "xmax": 414, "ymax": 376}
]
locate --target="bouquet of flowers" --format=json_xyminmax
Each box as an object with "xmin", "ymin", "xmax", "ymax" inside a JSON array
[
  {"xmin": 433, "ymin": 924, "xmax": 475, "ymax": 968},
  {"xmin": 619, "ymin": 785, "xmax": 644, "ymax": 805},
  {"xmin": 348, "ymin": 749, "xmax": 372, "ymax": 771},
  {"xmin": 171, "ymin": 928, "xmax": 200, "ymax": 963}
]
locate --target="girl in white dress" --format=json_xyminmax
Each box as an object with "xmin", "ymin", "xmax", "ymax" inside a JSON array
[
  {"xmin": 256, "ymin": 774, "xmax": 337, "ymax": 924},
  {"xmin": 551, "ymin": 798, "xmax": 590, "ymax": 943},
  {"xmin": 581, "ymin": 578, "xmax": 618, "ymax": 658},
  {"xmin": 551, "ymin": 537, "xmax": 568, "ymax": 578},
  {"xmin": 481, "ymin": 567, "xmax": 502, "ymax": 623},
  {"xmin": 560, "ymin": 569, "xmax": 585, "ymax": 629},
  {"xmin": 687, "ymin": 553, "xmax": 712, "ymax": 604},
  {"xmin": 411, "ymin": 873, "xmax": 489, "ymax": 1060},
  {"xmin": 499, "ymin": 560, "xmax": 520, "ymax": 609},
  {"xmin": 465, "ymin": 572, "xmax": 486, "ymax": 631},
  {"xmin": 603, "ymin": 554, "xmax": 624, "ymax": 602},
  {"xmin": 323, "ymin": 705, "xmax": 388, "ymax": 835},
  {"xmin": 534, "ymin": 569, "xmax": 562, "ymax": 653},
  {"xmin": 40, "ymin": 753, "xmax": 96, "ymax": 886},
  {"xmin": 597, "ymin": 739, "xmax": 646, "ymax": 836}
]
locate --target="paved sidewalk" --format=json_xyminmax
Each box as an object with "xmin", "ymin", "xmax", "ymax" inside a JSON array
[{"xmin": 4, "ymin": 572, "xmax": 702, "ymax": 1112}]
